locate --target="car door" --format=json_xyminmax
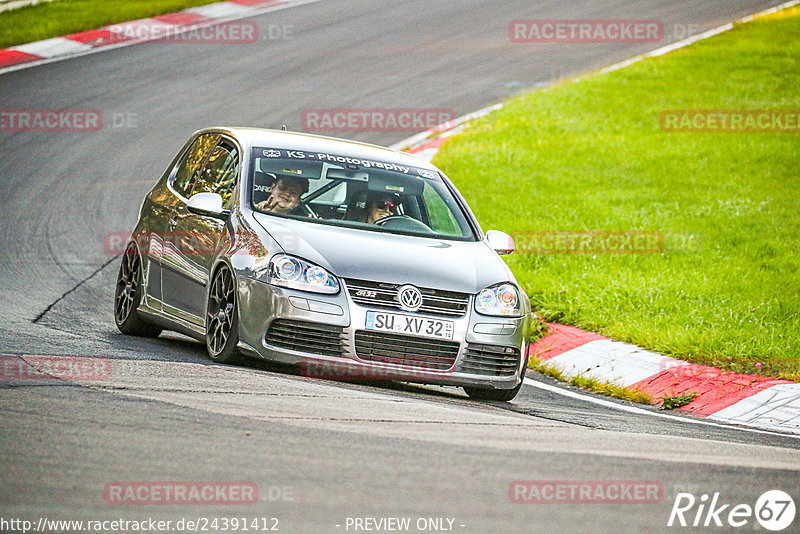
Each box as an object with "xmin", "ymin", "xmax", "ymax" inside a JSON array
[
  {"xmin": 160, "ymin": 136, "xmax": 240, "ymax": 326},
  {"xmin": 145, "ymin": 132, "xmax": 220, "ymax": 312}
]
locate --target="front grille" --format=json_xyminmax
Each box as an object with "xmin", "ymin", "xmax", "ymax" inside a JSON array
[
  {"xmin": 354, "ymin": 330, "xmax": 460, "ymax": 371},
  {"xmin": 346, "ymin": 278, "xmax": 469, "ymax": 318},
  {"xmin": 265, "ymin": 319, "xmax": 346, "ymax": 358},
  {"xmin": 460, "ymin": 344, "xmax": 521, "ymax": 376}
]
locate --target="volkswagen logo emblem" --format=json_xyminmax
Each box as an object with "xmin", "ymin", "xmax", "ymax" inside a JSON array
[{"xmin": 397, "ymin": 285, "xmax": 423, "ymax": 312}]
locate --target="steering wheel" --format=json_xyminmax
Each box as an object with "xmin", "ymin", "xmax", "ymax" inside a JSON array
[{"xmin": 375, "ymin": 215, "xmax": 434, "ymax": 233}]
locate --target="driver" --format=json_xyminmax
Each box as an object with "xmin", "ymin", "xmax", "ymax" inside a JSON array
[
  {"xmin": 363, "ymin": 192, "xmax": 401, "ymax": 224},
  {"xmin": 256, "ymin": 176, "xmax": 309, "ymax": 215}
]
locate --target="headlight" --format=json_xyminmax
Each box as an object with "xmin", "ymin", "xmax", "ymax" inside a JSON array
[
  {"xmin": 475, "ymin": 283, "xmax": 523, "ymax": 317},
  {"xmin": 267, "ymin": 254, "xmax": 339, "ymax": 294}
]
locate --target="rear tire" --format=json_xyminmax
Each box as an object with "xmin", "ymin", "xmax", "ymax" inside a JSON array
[
  {"xmin": 114, "ymin": 243, "xmax": 162, "ymax": 338},
  {"xmin": 205, "ymin": 265, "xmax": 241, "ymax": 363}
]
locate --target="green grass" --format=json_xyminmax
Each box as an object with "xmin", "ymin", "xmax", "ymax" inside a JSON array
[
  {"xmin": 528, "ymin": 359, "xmax": 653, "ymax": 405},
  {"xmin": 659, "ymin": 392, "xmax": 698, "ymax": 410},
  {"xmin": 0, "ymin": 0, "xmax": 225, "ymax": 49},
  {"xmin": 437, "ymin": 8, "xmax": 800, "ymax": 382}
]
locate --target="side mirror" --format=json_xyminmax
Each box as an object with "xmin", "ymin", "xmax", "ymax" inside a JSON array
[
  {"xmin": 486, "ymin": 230, "xmax": 515, "ymax": 255},
  {"xmin": 186, "ymin": 192, "xmax": 229, "ymax": 219}
]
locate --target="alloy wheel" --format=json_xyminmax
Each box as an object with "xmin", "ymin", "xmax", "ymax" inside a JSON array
[
  {"xmin": 206, "ymin": 267, "xmax": 237, "ymax": 358},
  {"xmin": 115, "ymin": 244, "xmax": 141, "ymax": 325}
]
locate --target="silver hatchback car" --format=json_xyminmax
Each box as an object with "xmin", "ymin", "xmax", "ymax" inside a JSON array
[{"xmin": 114, "ymin": 128, "xmax": 532, "ymax": 401}]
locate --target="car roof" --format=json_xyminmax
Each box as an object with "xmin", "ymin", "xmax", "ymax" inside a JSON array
[{"xmin": 196, "ymin": 127, "xmax": 439, "ymax": 172}]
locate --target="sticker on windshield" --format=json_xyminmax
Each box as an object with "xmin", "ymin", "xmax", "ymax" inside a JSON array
[
  {"xmin": 280, "ymin": 149, "xmax": 417, "ymax": 175},
  {"xmin": 263, "ymin": 149, "xmax": 282, "ymax": 157}
]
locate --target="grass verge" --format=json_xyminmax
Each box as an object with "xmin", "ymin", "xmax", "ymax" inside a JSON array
[
  {"xmin": 528, "ymin": 359, "xmax": 653, "ymax": 405},
  {"xmin": 437, "ymin": 7, "xmax": 800, "ymax": 382},
  {"xmin": 0, "ymin": 0, "xmax": 225, "ymax": 49},
  {"xmin": 659, "ymin": 392, "xmax": 698, "ymax": 410}
]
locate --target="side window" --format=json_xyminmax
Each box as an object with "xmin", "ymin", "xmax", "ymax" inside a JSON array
[
  {"xmin": 192, "ymin": 141, "xmax": 239, "ymax": 208},
  {"xmin": 171, "ymin": 133, "xmax": 221, "ymax": 198},
  {"xmin": 422, "ymin": 182, "xmax": 461, "ymax": 236}
]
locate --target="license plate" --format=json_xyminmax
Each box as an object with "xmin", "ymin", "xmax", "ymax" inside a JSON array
[{"xmin": 365, "ymin": 311, "xmax": 454, "ymax": 340}]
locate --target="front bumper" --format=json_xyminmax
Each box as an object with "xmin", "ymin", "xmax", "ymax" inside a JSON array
[{"xmin": 236, "ymin": 278, "xmax": 530, "ymax": 390}]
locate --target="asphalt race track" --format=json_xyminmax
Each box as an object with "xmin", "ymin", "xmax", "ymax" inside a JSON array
[{"xmin": 1, "ymin": 1, "xmax": 799, "ymax": 532}]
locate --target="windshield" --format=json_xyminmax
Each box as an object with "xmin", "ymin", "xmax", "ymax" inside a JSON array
[{"xmin": 249, "ymin": 148, "xmax": 477, "ymax": 240}]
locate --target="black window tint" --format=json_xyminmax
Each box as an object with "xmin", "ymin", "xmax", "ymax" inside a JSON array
[{"xmin": 171, "ymin": 133, "xmax": 221, "ymax": 197}]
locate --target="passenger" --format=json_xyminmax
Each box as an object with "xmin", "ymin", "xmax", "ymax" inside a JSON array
[
  {"xmin": 363, "ymin": 192, "xmax": 401, "ymax": 224},
  {"xmin": 256, "ymin": 176, "xmax": 309, "ymax": 214}
]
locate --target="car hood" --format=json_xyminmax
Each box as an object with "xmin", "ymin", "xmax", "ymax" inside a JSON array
[{"xmin": 253, "ymin": 214, "xmax": 515, "ymax": 293}]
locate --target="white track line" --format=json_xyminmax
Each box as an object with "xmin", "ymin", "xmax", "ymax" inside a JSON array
[
  {"xmin": 597, "ymin": 0, "xmax": 800, "ymax": 75},
  {"xmin": 389, "ymin": 104, "xmax": 502, "ymax": 151},
  {"xmin": 0, "ymin": 0, "xmax": 59, "ymax": 14},
  {"xmin": 392, "ymin": 0, "xmax": 800, "ymax": 153},
  {"xmin": 524, "ymin": 377, "xmax": 800, "ymax": 438},
  {"xmin": 543, "ymin": 339, "xmax": 686, "ymax": 387},
  {"xmin": 186, "ymin": 2, "xmax": 254, "ymax": 18},
  {"xmin": 14, "ymin": 37, "xmax": 92, "ymax": 58},
  {"xmin": 0, "ymin": 0, "xmax": 322, "ymax": 75},
  {"xmin": 391, "ymin": 0, "xmax": 800, "ymax": 437},
  {"xmin": 708, "ymin": 383, "xmax": 800, "ymax": 432}
]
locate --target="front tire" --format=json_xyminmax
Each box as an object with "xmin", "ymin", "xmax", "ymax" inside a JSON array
[
  {"xmin": 114, "ymin": 243, "xmax": 162, "ymax": 337},
  {"xmin": 463, "ymin": 356, "xmax": 527, "ymax": 402},
  {"xmin": 205, "ymin": 265, "xmax": 240, "ymax": 363}
]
